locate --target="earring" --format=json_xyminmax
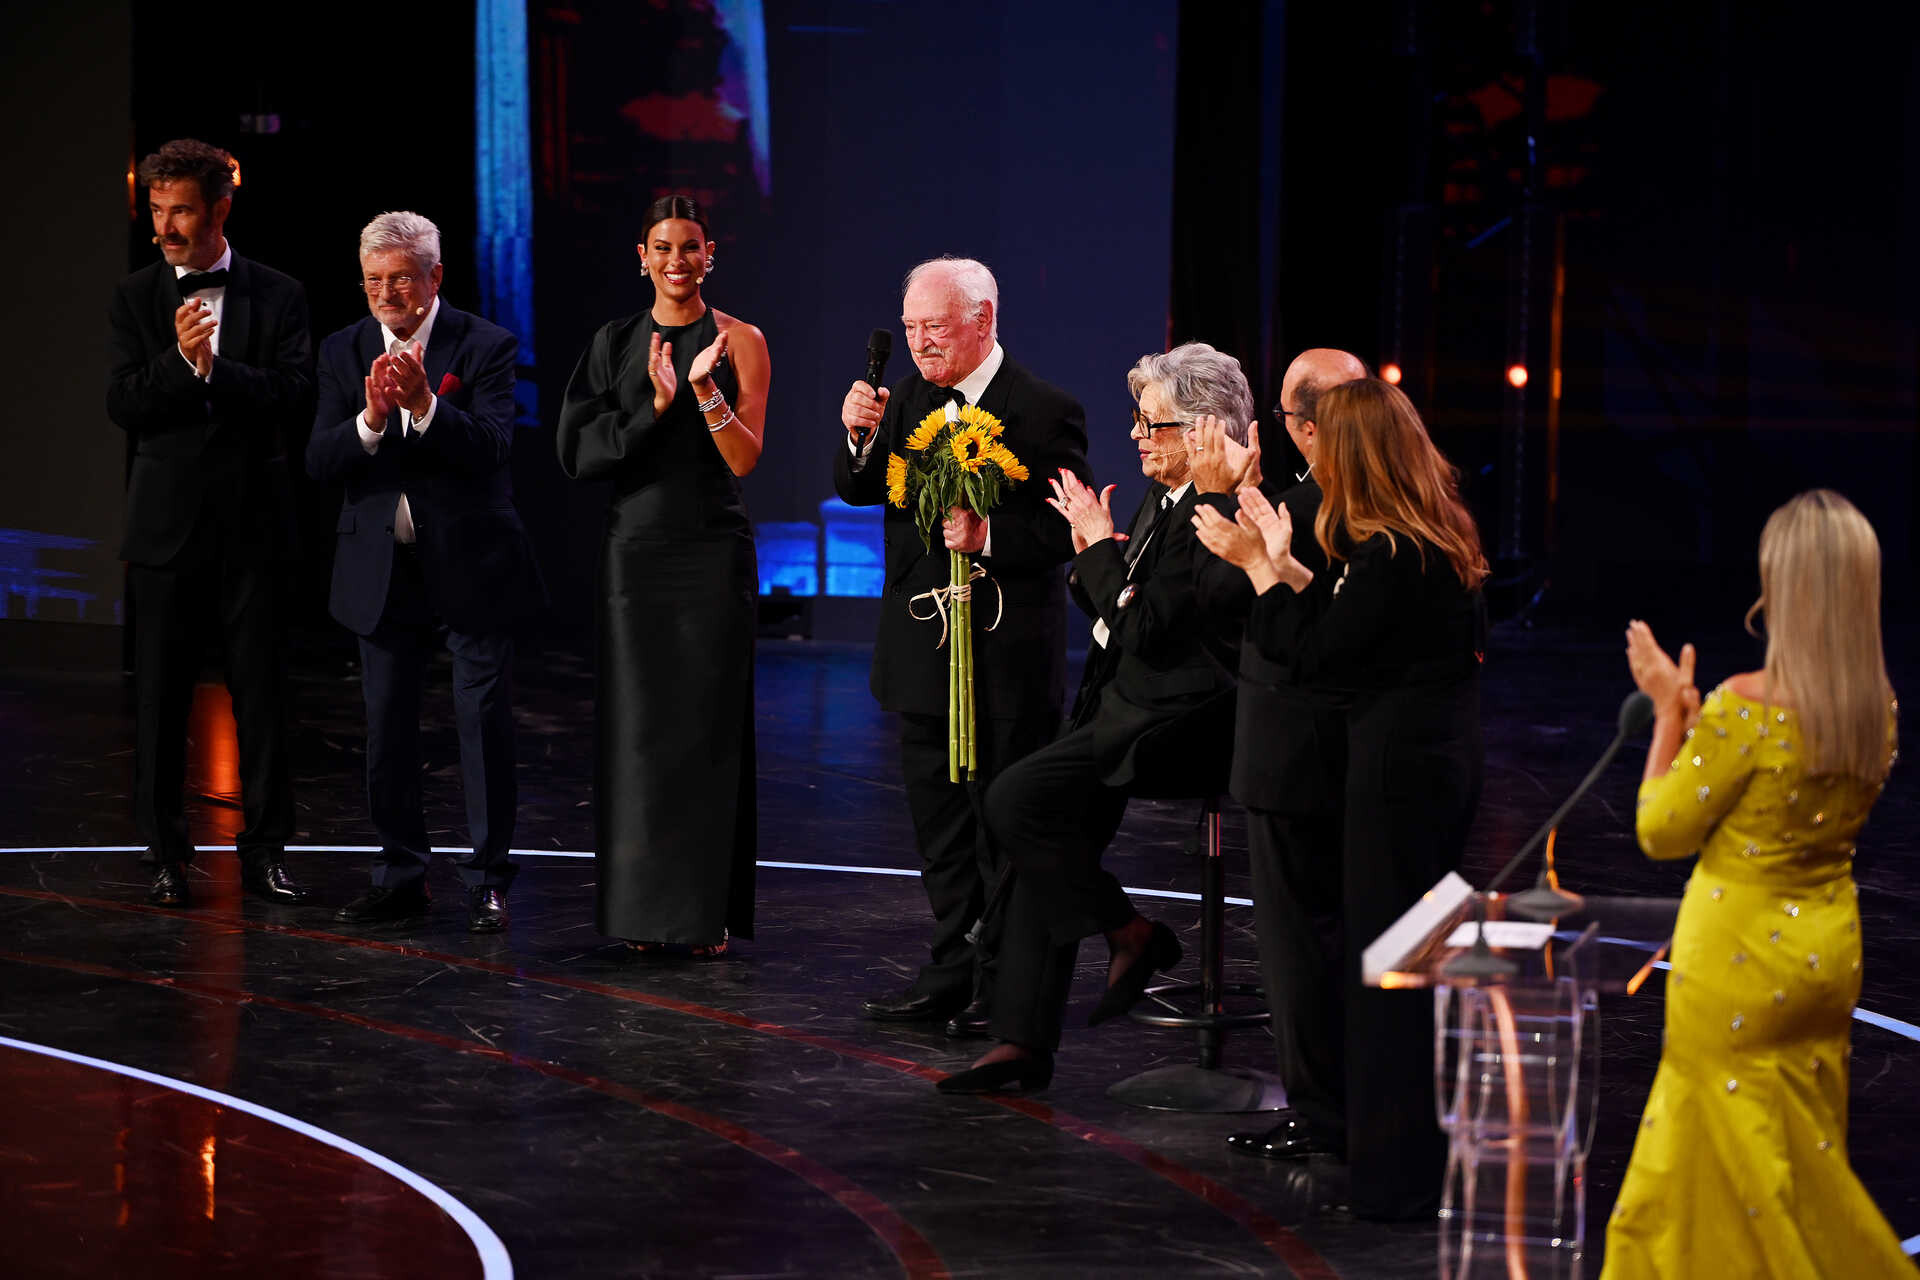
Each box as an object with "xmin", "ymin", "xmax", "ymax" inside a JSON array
[{"xmin": 700, "ymin": 256, "xmax": 715, "ymax": 282}]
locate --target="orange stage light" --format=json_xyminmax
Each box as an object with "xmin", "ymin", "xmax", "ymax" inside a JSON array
[
  {"xmin": 1506, "ymin": 363, "xmax": 1529, "ymax": 389},
  {"xmin": 1381, "ymin": 362, "xmax": 1403, "ymax": 385}
]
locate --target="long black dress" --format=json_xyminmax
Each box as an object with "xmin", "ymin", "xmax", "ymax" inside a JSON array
[
  {"xmin": 556, "ymin": 308, "xmax": 756, "ymax": 943},
  {"xmin": 1244, "ymin": 531, "xmax": 1484, "ymax": 1221}
]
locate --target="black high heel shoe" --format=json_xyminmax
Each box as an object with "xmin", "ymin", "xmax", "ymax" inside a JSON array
[
  {"xmin": 935, "ymin": 1050, "xmax": 1054, "ymax": 1095},
  {"xmin": 1089, "ymin": 920, "xmax": 1182, "ymax": 1026}
]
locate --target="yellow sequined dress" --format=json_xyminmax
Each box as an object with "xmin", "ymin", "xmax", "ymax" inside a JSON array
[{"xmin": 1603, "ymin": 684, "xmax": 1908, "ymax": 1278}]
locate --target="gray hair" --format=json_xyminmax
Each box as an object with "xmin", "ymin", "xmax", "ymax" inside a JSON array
[
  {"xmin": 903, "ymin": 256, "xmax": 999, "ymax": 342},
  {"xmin": 1127, "ymin": 342, "xmax": 1255, "ymax": 445},
  {"xmin": 358, "ymin": 210, "xmax": 442, "ymax": 271}
]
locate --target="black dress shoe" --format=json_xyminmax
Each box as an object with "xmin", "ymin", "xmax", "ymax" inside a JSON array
[
  {"xmin": 241, "ymin": 861, "xmax": 307, "ymax": 904},
  {"xmin": 936, "ymin": 1050, "xmax": 1054, "ymax": 1095},
  {"xmin": 1089, "ymin": 920, "xmax": 1182, "ymax": 1026},
  {"xmin": 468, "ymin": 887, "xmax": 508, "ymax": 934},
  {"xmin": 148, "ymin": 864, "xmax": 189, "ymax": 908},
  {"xmin": 1226, "ymin": 1113, "xmax": 1344, "ymax": 1162},
  {"xmin": 335, "ymin": 882, "xmax": 431, "ymax": 924},
  {"xmin": 862, "ymin": 987, "xmax": 965, "ymax": 1023},
  {"xmin": 944, "ymin": 998, "xmax": 991, "ymax": 1039}
]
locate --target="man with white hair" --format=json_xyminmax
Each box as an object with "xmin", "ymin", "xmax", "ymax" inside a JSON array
[
  {"xmin": 306, "ymin": 211, "xmax": 545, "ymax": 932},
  {"xmin": 835, "ymin": 257, "xmax": 1090, "ymax": 1035}
]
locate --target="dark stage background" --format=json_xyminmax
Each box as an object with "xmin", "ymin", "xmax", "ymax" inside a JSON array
[{"xmin": 4, "ymin": 0, "xmax": 1917, "ymax": 638}]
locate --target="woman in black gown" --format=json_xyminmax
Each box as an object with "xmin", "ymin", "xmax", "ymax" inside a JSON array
[
  {"xmin": 1192, "ymin": 376, "xmax": 1486, "ymax": 1221},
  {"xmin": 556, "ymin": 195, "xmax": 770, "ymax": 954}
]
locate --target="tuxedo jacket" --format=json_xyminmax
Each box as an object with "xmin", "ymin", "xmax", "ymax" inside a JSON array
[
  {"xmin": 1067, "ymin": 483, "xmax": 1242, "ymax": 790},
  {"xmin": 107, "ymin": 254, "xmax": 314, "ymax": 567},
  {"xmin": 833, "ymin": 357, "xmax": 1089, "ymax": 720},
  {"xmin": 1190, "ymin": 477, "xmax": 1350, "ymax": 814},
  {"xmin": 305, "ymin": 305, "xmax": 545, "ymax": 637}
]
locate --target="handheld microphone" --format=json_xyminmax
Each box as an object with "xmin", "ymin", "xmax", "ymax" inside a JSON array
[
  {"xmin": 1443, "ymin": 690, "xmax": 1655, "ymax": 977},
  {"xmin": 864, "ymin": 329, "xmax": 891, "ymax": 394}
]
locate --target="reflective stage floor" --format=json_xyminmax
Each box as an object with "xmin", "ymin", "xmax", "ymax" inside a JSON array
[{"xmin": 2, "ymin": 621, "xmax": 1916, "ymax": 1278}]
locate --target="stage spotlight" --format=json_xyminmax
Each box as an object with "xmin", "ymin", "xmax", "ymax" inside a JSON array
[
  {"xmin": 1381, "ymin": 362, "xmax": 1403, "ymax": 385},
  {"xmin": 1506, "ymin": 363, "xmax": 1529, "ymax": 389}
]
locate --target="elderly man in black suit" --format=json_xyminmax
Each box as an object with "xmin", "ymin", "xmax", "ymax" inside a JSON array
[
  {"xmin": 936, "ymin": 341, "xmax": 1252, "ymax": 1094},
  {"xmin": 835, "ymin": 257, "xmax": 1090, "ymax": 1036},
  {"xmin": 306, "ymin": 211, "xmax": 544, "ymax": 933},
  {"xmin": 107, "ymin": 138, "xmax": 314, "ymax": 909}
]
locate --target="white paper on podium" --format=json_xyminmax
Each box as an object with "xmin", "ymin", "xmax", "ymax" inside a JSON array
[
  {"xmin": 1443, "ymin": 920, "xmax": 1555, "ymax": 950},
  {"xmin": 1362, "ymin": 870, "xmax": 1476, "ymax": 985}
]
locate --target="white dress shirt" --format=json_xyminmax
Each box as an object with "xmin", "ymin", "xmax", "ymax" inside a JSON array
[
  {"xmin": 1090, "ymin": 480, "xmax": 1190, "ymax": 650},
  {"xmin": 355, "ymin": 295, "xmax": 443, "ymax": 544},
  {"xmin": 850, "ymin": 341, "xmax": 1008, "ymax": 552},
  {"xmin": 175, "ymin": 241, "xmax": 232, "ymax": 378}
]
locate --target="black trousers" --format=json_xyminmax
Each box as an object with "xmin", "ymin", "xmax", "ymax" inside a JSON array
[
  {"xmin": 128, "ymin": 530, "xmax": 291, "ymax": 869},
  {"xmin": 980, "ymin": 722, "xmax": 1133, "ymax": 1051},
  {"xmin": 357, "ymin": 546, "xmax": 519, "ymax": 891},
  {"xmin": 1339, "ymin": 684, "xmax": 1482, "ymax": 1220},
  {"xmin": 1246, "ymin": 808, "xmax": 1347, "ymax": 1144},
  {"xmin": 897, "ymin": 707, "xmax": 1056, "ymax": 1003}
]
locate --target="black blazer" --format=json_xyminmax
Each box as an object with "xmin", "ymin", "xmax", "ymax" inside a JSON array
[
  {"xmin": 305, "ymin": 305, "xmax": 545, "ymax": 637},
  {"xmin": 107, "ymin": 254, "xmax": 314, "ymax": 566},
  {"xmin": 833, "ymin": 357, "xmax": 1089, "ymax": 719},
  {"xmin": 1191, "ymin": 476, "xmax": 1351, "ymax": 814},
  {"xmin": 1068, "ymin": 484, "xmax": 1241, "ymax": 789}
]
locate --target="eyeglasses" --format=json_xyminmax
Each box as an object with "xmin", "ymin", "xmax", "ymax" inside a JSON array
[
  {"xmin": 1130, "ymin": 409, "xmax": 1187, "ymax": 438},
  {"xmin": 361, "ymin": 275, "xmax": 418, "ymax": 295},
  {"xmin": 1272, "ymin": 405, "xmax": 1305, "ymax": 424}
]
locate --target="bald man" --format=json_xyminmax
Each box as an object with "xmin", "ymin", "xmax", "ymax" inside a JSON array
[{"xmin": 1191, "ymin": 348, "xmax": 1375, "ymax": 1169}]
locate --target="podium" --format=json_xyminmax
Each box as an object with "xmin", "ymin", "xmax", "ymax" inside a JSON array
[{"xmin": 1365, "ymin": 876, "xmax": 1679, "ymax": 1278}]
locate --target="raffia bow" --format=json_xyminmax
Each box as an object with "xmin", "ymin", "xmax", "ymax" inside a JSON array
[{"xmin": 907, "ymin": 562, "xmax": 1005, "ymax": 649}]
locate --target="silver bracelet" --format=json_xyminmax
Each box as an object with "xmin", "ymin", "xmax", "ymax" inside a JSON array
[
  {"xmin": 707, "ymin": 410, "xmax": 734, "ymax": 434},
  {"xmin": 695, "ymin": 389, "xmax": 725, "ymax": 414}
]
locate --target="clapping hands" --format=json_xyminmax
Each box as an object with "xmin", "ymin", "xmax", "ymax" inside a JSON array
[
  {"xmin": 1625, "ymin": 621, "xmax": 1700, "ymax": 725},
  {"xmin": 1045, "ymin": 469, "xmax": 1118, "ymax": 555},
  {"xmin": 1186, "ymin": 417, "xmax": 1262, "ymax": 495},
  {"xmin": 174, "ymin": 300, "xmax": 216, "ymax": 379},
  {"xmin": 1190, "ymin": 486, "xmax": 1313, "ymax": 595}
]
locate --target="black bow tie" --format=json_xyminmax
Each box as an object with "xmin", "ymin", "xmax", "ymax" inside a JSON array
[
  {"xmin": 177, "ymin": 269, "xmax": 229, "ymax": 295},
  {"xmin": 932, "ymin": 386, "xmax": 967, "ymax": 409}
]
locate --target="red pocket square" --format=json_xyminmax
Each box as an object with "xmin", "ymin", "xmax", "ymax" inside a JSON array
[{"xmin": 437, "ymin": 372, "xmax": 462, "ymax": 396}]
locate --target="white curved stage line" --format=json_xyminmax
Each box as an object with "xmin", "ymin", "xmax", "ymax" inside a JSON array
[
  {"xmin": 11, "ymin": 844, "xmax": 1920, "ymax": 1045},
  {"xmin": 7, "ymin": 846, "xmax": 1918, "ymax": 1258},
  {"xmin": 0, "ymin": 1034, "xmax": 513, "ymax": 1279}
]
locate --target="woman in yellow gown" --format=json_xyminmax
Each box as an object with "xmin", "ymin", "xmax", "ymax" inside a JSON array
[{"xmin": 1604, "ymin": 489, "xmax": 1907, "ymax": 1278}]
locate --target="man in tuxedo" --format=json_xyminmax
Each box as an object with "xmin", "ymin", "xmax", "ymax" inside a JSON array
[
  {"xmin": 1189, "ymin": 347, "xmax": 1375, "ymax": 1163},
  {"xmin": 306, "ymin": 212, "xmax": 544, "ymax": 933},
  {"xmin": 835, "ymin": 257, "xmax": 1090, "ymax": 1036},
  {"xmin": 935, "ymin": 342, "xmax": 1254, "ymax": 1093},
  {"xmin": 107, "ymin": 138, "xmax": 314, "ymax": 908}
]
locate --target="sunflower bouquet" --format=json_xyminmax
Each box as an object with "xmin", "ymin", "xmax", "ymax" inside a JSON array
[{"xmin": 888, "ymin": 400, "xmax": 1030, "ymax": 781}]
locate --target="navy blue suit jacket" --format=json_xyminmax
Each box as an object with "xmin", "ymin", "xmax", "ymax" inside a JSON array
[{"xmin": 306, "ymin": 304, "xmax": 544, "ymax": 636}]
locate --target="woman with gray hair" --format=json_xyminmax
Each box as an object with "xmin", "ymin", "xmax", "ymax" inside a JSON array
[{"xmin": 936, "ymin": 342, "xmax": 1248, "ymax": 1094}]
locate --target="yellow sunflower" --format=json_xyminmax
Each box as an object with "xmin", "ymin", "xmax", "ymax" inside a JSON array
[
  {"xmin": 885, "ymin": 453, "xmax": 909, "ymax": 507},
  {"xmin": 957, "ymin": 403, "xmax": 1006, "ymax": 438},
  {"xmin": 950, "ymin": 425, "xmax": 993, "ymax": 473},
  {"xmin": 905, "ymin": 409, "xmax": 945, "ymax": 454},
  {"xmin": 987, "ymin": 442, "xmax": 1029, "ymax": 482}
]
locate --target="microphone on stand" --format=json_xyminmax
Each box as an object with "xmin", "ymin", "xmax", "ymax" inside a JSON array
[{"xmin": 1443, "ymin": 690, "xmax": 1656, "ymax": 978}]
